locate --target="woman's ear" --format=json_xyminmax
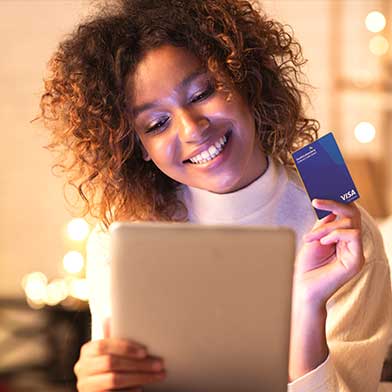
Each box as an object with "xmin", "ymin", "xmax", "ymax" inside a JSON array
[{"xmin": 141, "ymin": 144, "xmax": 152, "ymax": 161}]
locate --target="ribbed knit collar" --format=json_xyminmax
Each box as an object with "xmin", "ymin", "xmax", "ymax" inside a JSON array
[{"xmin": 181, "ymin": 156, "xmax": 288, "ymax": 223}]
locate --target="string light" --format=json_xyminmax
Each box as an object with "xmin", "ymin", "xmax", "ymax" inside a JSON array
[
  {"xmin": 354, "ymin": 122, "xmax": 376, "ymax": 144},
  {"xmin": 365, "ymin": 11, "xmax": 386, "ymax": 33},
  {"xmin": 67, "ymin": 218, "xmax": 90, "ymax": 241},
  {"xmin": 22, "ymin": 216, "xmax": 91, "ymax": 308},
  {"xmin": 63, "ymin": 251, "xmax": 84, "ymax": 274},
  {"xmin": 22, "ymin": 272, "xmax": 48, "ymax": 305},
  {"xmin": 45, "ymin": 279, "xmax": 69, "ymax": 306},
  {"xmin": 369, "ymin": 35, "xmax": 389, "ymax": 56},
  {"xmin": 69, "ymin": 278, "xmax": 89, "ymax": 301}
]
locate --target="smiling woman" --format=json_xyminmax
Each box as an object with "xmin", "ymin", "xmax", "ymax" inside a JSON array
[
  {"xmin": 131, "ymin": 45, "xmax": 267, "ymax": 194},
  {"xmin": 38, "ymin": 1, "xmax": 392, "ymax": 392},
  {"xmin": 39, "ymin": 0, "xmax": 317, "ymax": 227}
]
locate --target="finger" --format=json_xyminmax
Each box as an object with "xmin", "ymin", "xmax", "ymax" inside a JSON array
[
  {"xmin": 320, "ymin": 229, "xmax": 364, "ymax": 256},
  {"xmin": 76, "ymin": 355, "xmax": 164, "ymax": 377},
  {"xmin": 81, "ymin": 339, "xmax": 147, "ymax": 359},
  {"xmin": 312, "ymin": 199, "xmax": 359, "ymax": 219},
  {"xmin": 77, "ymin": 371, "xmax": 166, "ymax": 391},
  {"xmin": 304, "ymin": 217, "xmax": 353, "ymax": 242},
  {"xmin": 312, "ymin": 213, "xmax": 336, "ymax": 229},
  {"xmin": 103, "ymin": 318, "xmax": 110, "ymax": 339}
]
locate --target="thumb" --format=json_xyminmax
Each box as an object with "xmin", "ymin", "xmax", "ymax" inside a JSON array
[{"xmin": 103, "ymin": 318, "xmax": 111, "ymax": 339}]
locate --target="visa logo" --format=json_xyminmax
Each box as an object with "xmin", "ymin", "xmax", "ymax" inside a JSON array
[{"xmin": 340, "ymin": 189, "xmax": 357, "ymax": 201}]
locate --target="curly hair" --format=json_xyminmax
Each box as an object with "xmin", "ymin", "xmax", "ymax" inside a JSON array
[{"xmin": 39, "ymin": 0, "xmax": 319, "ymax": 228}]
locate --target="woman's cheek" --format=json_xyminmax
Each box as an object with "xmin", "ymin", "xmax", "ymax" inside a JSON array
[{"xmin": 149, "ymin": 135, "xmax": 179, "ymax": 167}]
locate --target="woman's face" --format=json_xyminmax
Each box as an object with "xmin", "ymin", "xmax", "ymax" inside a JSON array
[{"xmin": 129, "ymin": 44, "xmax": 266, "ymax": 193}]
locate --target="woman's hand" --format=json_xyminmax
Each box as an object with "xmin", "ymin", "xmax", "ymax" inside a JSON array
[
  {"xmin": 289, "ymin": 199, "xmax": 365, "ymax": 382},
  {"xmin": 295, "ymin": 199, "xmax": 365, "ymax": 306},
  {"xmin": 74, "ymin": 320, "xmax": 166, "ymax": 391}
]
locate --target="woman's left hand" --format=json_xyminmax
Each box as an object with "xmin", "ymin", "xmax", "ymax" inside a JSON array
[
  {"xmin": 289, "ymin": 199, "xmax": 365, "ymax": 381},
  {"xmin": 295, "ymin": 198, "xmax": 365, "ymax": 309}
]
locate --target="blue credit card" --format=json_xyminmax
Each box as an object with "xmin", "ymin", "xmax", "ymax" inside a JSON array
[{"xmin": 292, "ymin": 132, "xmax": 360, "ymax": 219}]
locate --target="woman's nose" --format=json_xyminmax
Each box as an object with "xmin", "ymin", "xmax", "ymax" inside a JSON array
[{"xmin": 177, "ymin": 110, "xmax": 210, "ymax": 143}]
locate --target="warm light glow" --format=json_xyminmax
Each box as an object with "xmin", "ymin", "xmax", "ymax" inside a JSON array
[
  {"xmin": 22, "ymin": 272, "xmax": 48, "ymax": 304},
  {"xmin": 45, "ymin": 279, "xmax": 69, "ymax": 306},
  {"xmin": 67, "ymin": 218, "xmax": 90, "ymax": 241},
  {"xmin": 354, "ymin": 122, "xmax": 376, "ymax": 144},
  {"xmin": 26, "ymin": 298, "xmax": 45, "ymax": 310},
  {"xmin": 369, "ymin": 35, "xmax": 389, "ymax": 56},
  {"xmin": 365, "ymin": 11, "xmax": 386, "ymax": 33},
  {"xmin": 69, "ymin": 278, "xmax": 89, "ymax": 301},
  {"xmin": 63, "ymin": 251, "xmax": 84, "ymax": 274},
  {"xmin": 352, "ymin": 70, "xmax": 374, "ymax": 89}
]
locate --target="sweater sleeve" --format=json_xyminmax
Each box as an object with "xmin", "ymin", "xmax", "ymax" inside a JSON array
[
  {"xmin": 86, "ymin": 224, "xmax": 112, "ymax": 340},
  {"xmin": 288, "ymin": 209, "xmax": 392, "ymax": 392}
]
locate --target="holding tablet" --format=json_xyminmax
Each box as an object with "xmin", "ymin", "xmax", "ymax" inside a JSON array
[{"xmin": 41, "ymin": 0, "xmax": 391, "ymax": 391}]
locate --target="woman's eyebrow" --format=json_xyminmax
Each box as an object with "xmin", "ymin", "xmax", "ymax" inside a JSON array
[{"xmin": 133, "ymin": 68, "xmax": 206, "ymax": 117}]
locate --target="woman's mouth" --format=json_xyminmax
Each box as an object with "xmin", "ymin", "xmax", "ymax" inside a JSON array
[{"xmin": 184, "ymin": 130, "xmax": 232, "ymax": 165}]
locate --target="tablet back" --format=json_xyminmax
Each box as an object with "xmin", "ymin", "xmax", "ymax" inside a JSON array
[{"xmin": 110, "ymin": 222, "xmax": 295, "ymax": 392}]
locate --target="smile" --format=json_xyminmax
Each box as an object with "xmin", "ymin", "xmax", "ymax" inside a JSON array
[{"xmin": 186, "ymin": 130, "xmax": 231, "ymax": 165}]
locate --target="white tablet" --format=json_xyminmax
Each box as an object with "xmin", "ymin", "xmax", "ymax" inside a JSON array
[{"xmin": 110, "ymin": 222, "xmax": 295, "ymax": 392}]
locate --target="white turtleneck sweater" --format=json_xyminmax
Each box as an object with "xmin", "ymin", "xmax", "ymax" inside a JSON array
[{"xmin": 86, "ymin": 157, "xmax": 392, "ymax": 392}]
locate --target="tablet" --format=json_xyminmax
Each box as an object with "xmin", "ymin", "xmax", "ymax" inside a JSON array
[{"xmin": 110, "ymin": 222, "xmax": 295, "ymax": 392}]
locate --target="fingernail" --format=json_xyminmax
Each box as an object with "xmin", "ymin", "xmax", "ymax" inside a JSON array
[{"xmin": 320, "ymin": 236, "xmax": 331, "ymax": 244}]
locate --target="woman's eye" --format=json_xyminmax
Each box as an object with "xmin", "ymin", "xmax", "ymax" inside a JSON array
[
  {"xmin": 146, "ymin": 117, "xmax": 169, "ymax": 133},
  {"xmin": 190, "ymin": 83, "xmax": 214, "ymax": 103}
]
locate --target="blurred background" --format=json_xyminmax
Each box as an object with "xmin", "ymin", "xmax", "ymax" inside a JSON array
[{"xmin": 0, "ymin": 0, "xmax": 391, "ymax": 391}]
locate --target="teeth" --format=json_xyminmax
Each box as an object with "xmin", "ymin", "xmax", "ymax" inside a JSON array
[
  {"xmin": 208, "ymin": 145, "xmax": 218, "ymax": 155},
  {"xmin": 189, "ymin": 134, "xmax": 228, "ymax": 164},
  {"xmin": 201, "ymin": 151, "xmax": 209, "ymax": 159}
]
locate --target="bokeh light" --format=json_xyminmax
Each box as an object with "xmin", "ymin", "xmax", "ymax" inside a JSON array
[
  {"xmin": 365, "ymin": 11, "xmax": 386, "ymax": 33},
  {"xmin": 354, "ymin": 122, "xmax": 376, "ymax": 144},
  {"xmin": 369, "ymin": 35, "xmax": 389, "ymax": 56},
  {"xmin": 22, "ymin": 272, "xmax": 48, "ymax": 305},
  {"xmin": 63, "ymin": 251, "xmax": 84, "ymax": 274},
  {"xmin": 69, "ymin": 278, "xmax": 89, "ymax": 301},
  {"xmin": 67, "ymin": 218, "xmax": 90, "ymax": 241},
  {"xmin": 45, "ymin": 279, "xmax": 69, "ymax": 306}
]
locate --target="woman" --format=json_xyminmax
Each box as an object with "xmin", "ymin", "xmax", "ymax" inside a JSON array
[{"xmin": 39, "ymin": 0, "xmax": 391, "ymax": 391}]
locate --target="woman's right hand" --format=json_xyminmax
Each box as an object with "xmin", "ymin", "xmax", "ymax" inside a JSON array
[{"xmin": 74, "ymin": 319, "xmax": 166, "ymax": 391}]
